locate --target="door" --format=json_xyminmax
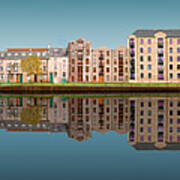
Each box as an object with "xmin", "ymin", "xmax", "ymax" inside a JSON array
[
  {"xmin": 99, "ymin": 76, "xmax": 103, "ymax": 83},
  {"xmin": 20, "ymin": 74, "xmax": 23, "ymax": 83},
  {"xmin": 34, "ymin": 74, "xmax": 37, "ymax": 82},
  {"xmin": 50, "ymin": 73, "xmax": 54, "ymax": 83}
]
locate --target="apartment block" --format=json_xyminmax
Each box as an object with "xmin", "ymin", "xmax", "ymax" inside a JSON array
[
  {"xmin": 68, "ymin": 38, "xmax": 92, "ymax": 82},
  {"xmin": 128, "ymin": 97, "xmax": 180, "ymax": 150},
  {"xmin": 68, "ymin": 38, "xmax": 129, "ymax": 83},
  {"xmin": 128, "ymin": 29, "xmax": 180, "ymax": 83}
]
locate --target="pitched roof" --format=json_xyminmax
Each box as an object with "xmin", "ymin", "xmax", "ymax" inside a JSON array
[{"xmin": 132, "ymin": 29, "xmax": 180, "ymax": 37}]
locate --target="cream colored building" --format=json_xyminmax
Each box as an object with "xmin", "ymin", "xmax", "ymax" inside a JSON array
[
  {"xmin": 128, "ymin": 29, "xmax": 180, "ymax": 83},
  {"xmin": 128, "ymin": 97, "xmax": 180, "ymax": 150},
  {"xmin": 48, "ymin": 48, "xmax": 69, "ymax": 83}
]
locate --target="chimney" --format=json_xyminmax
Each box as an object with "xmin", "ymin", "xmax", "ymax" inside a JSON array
[{"xmin": 48, "ymin": 43, "xmax": 51, "ymax": 49}]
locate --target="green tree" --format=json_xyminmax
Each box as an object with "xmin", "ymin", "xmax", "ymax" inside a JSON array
[
  {"xmin": 20, "ymin": 56, "xmax": 42, "ymax": 82},
  {"xmin": 20, "ymin": 106, "xmax": 42, "ymax": 125}
]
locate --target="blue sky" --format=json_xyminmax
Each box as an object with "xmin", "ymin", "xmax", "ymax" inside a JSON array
[{"xmin": 0, "ymin": 0, "xmax": 179, "ymax": 49}]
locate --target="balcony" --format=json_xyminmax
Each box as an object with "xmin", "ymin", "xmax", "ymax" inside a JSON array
[
  {"xmin": 158, "ymin": 127, "xmax": 164, "ymax": 132},
  {"xmin": 99, "ymin": 55, "xmax": 104, "ymax": 60},
  {"xmin": 158, "ymin": 74, "xmax": 164, "ymax": 80}
]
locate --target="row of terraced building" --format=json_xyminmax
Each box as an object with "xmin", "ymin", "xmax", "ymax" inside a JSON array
[{"xmin": 1, "ymin": 29, "xmax": 180, "ymax": 83}]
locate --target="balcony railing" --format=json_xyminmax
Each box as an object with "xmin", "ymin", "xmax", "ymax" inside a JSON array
[{"xmin": 158, "ymin": 74, "xmax": 164, "ymax": 80}]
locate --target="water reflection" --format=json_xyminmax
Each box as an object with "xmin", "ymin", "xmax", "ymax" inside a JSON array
[{"xmin": 1, "ymin": 95, "xmax": 180, "ymax": 150}]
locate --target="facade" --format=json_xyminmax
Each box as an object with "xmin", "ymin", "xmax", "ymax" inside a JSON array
[
  {"xmin": 0, "ymin": 47, "xmax": 69, "ymax": 83},
  {"xmin": 68, "ymin": 38, "xmax": 92, "ymax": 82},
  {"xmin": 48, "ymin": 48, "xmax": 68, "ymax": 83},
  {"xmin": 128, "ymin": 97, "xmax": 180, "ymax": 150},
  {"xmin": 68, "ymin": 38, "xmax": 129, "ymax": 83},
  {"xmin": 112, "ymin": 46, "xmax": 129, "ymax": 82},
  {"xmin": 92, "ymin": 46, "xmax": 112, "ymax": 82},
  {"xmin": 128, "ymin": 29, "xmax": 180, "ymax": 83},
  {"xmin": 0, "ymin": 48, "xmax": 49, "ymax": 83}
]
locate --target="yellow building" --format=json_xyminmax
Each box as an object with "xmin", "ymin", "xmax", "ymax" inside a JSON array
[{"xmin": 128, "ymin": 29, "xmax": 180, "ymax": 83}]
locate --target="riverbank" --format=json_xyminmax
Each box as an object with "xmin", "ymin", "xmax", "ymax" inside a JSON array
[{"xmin": 1, "ymin": 83, "xmax": 180, "ymax": 93}]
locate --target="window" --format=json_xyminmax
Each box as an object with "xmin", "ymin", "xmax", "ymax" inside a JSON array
[
  {"xmin": 0, "ymin": 74, "xmax": 3, "ymax": 80},
  {"xmin": 177, "ymin": 119, "xmax": 180, "ymax": 124},
  {"xmin": 148, "ymin": 119, "xmax": 151, "ymax": 124},
  {"xmin": 107, "ymin": 59, "xmax": 110, "ymax": 64},
  {"xmin": 169, "ymin": 110, "xmax": 173, "ymax": 116},
  {"xmin": 148, "ymin": 127, "xmax": 151, "ymax": 133},
  {"xmin": 93, "ymin": 67, "xmax": 96, "ymax": 73},
  {"xmin": 177, "ymin": 128, "xmax": 180, "ymax": 133},
  {"xmin": 169, "ymin": 39, "xmax": 173, "ymax": 44},
  {"xmin": 177, "ymin": 110, "xmax": 180, "ymax": 115},
  {"xmin": 148, "ymin": 136, "xmax": 152, "ymax": 141},
  {"xmin": 140, "ymin": 110, "xmax": 144, "ymax": 116},
  {"xmin": 43, "ymin": 66, "xmax": 46, "ymax": 72},
  {"xmin": 177, "ymin": 64, "xmax": 180, "ymax": 70},
  {"xmin": 106, "ymin": 67, "xmax": 110, "ymax": 73},
  {"xmin": 169, "ymin": 73, "xmax": 173, "ymax": 79},
  {"xmin": 140, "ymin": 136, "xmax": 144, "ymax": 141},
  {"xmin": 148, "ymin": 64, "xmax": 152, "ymax": 70},
  {"xmin": 169, "ymin": 56, "xmax": 173, "ymax": 62},
  {"xmin": 140, "ymin": 127, "xmax": 143, "ymax": 133},
  {"xmin": 54, "ymin": 72, "xmax": 57, "ymax": 77},
  {"xmin": 178, "ymin": 56, "xmax": 180, "ymax": 62},
  {"xmin": 169, "ymin": 48, "xmax": 173, "ymax": 53},
  {"xmin": 178, "ymin": 39, "xmax": 180, "ymax": 44},
  {"xmin": 148, "ymin": 47, "xmax": 152, "ymax": 53},
  {"xmin": 140, "ymin": 73, "xmax": 144, "ymax": 78},
  {"xmin": 106, "ymin": 75, "xmax": 110, "ymax": 81},
  {"xmin": 148, "ymin": 110, "xmax": 152, "ymax": 116},
  {"xmin": 169, "ymin": 127, "xmax": 173, "ymax": 133},
  {"xmin": 169, "ymin": 64, "xmax": 173, "ymax": 70},
  {"xmin": 148, "ymin": 56, "xmax": 151, "ymax": 61},
  {"xmin": 170, "ymin": 101, "xmax": 173, "ymax": 107},
  {"xmin": 72, "ymin": 67, "xmax": 75, "ymax": 72},
  {"xmin": 140, "ymin": 102, "xmax": 144, "ymax": 107},
  {"xmin": 140, "ymin": 118, "xmax": 144, "ymax": 124},
  {"xmin": 148, "ymin": 73, "xmax": 152, "ymax": 79},
  {"xmin": 86, "ymin": 67, "xmax": 89, "ymax": 72},
  {"xmin": 0, "ymin": 67, "xmax": 3, "ymax": 72},
  {"xmin": 93, "ymin": 76, "xmax": 96, "ymax": 81},
  {"xmin": 140, "ymin": 48, "xmax": 143, "ymax": 53},
  {"xmin": 170, "ymin": 118, "xmax": 173, "ymax": 124},
  {"xmin": 86, "ymin": 59, "xmax": 89, "ymax": 64},
  {"xmin": 140, "ymin": 64, "xmax": 144, "ymax": 70},
  {"xmin": 148, "ymin": 102, "xmax": 152, "ymax": 107},
  {"xmin": 178, "ymin": 73, "xmax": 180, "ymax": 79},
  {"xmin": 72, "ymin": 59, "xmax": 75, "ymax": 64},
  {"xmin": 148, "ymin": 39, "xmax": 152, "ymax": 44},
  {"xmin": 177, "ymin": 47, "xmax": 180, "ymax": 53},
  {"xmin": 140, "ymin": 39, "xmax": 144, "ymax": 44},
  {"xmin": 140, "ymin": 56, "xmax": 143, "ymax": 62}
]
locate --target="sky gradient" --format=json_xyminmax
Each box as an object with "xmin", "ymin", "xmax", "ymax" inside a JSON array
[{"xmin": 0, "ymin": 0, "xmax": 180, "ymax": 49}]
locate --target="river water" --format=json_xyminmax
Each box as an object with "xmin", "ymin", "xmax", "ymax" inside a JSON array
[{"xmin": 0, "ymin": 94, "xmax": 179, "ymax": 180}]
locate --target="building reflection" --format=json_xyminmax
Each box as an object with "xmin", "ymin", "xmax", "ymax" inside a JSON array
[
  {"xmin": 1, "ymin": 96, "xmax": 180, "ymax": 150},
  {"xmin": 129, "ymin": 97, "xmax": 180, "ymax": 150}
]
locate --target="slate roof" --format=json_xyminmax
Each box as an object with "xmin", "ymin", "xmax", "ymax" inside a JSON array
[
  {"xmin": 0, "ymin": 48, "xmax": 68, "ymax": 60},
  {"xmin": 132, "ymin": 29, "xmax": 180, "ymax": 37},
  {"xmin": 132, "ymin": 143, "xmax": 180, "ymax": 150}
]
